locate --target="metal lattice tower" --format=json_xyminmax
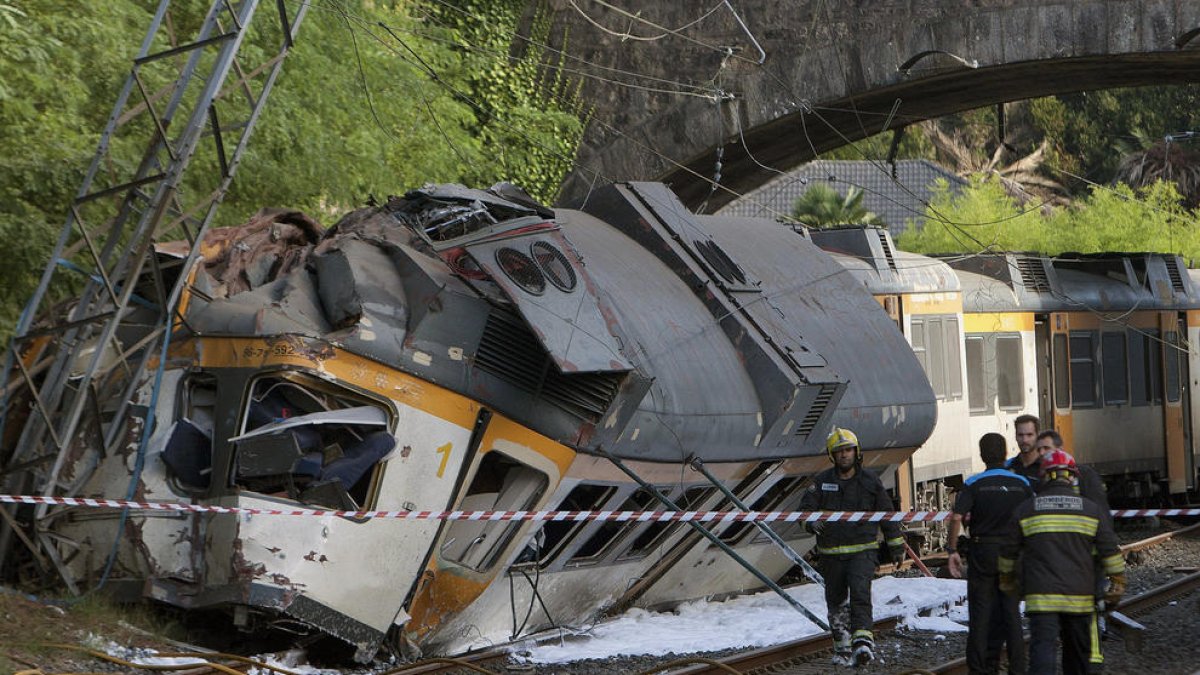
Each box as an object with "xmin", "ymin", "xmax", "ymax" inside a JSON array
[{"xmin": 0, "ymin": 0, "xmax": 307, "ymax": 590}]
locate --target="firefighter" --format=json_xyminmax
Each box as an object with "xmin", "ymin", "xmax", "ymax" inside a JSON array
[
  {"xmin": 998, "ymin": 450, "xmax": 1125, "ymax": 675},
  {"xmin": 1033, "ymin": 429, "xmax": 1115, "ymax": 657},
  {"xmin": 800, "ymin": 427, "xmax": 906, "ymax": 667},
  {"xmin": 948, "ymin": 432, "xmax": 1033, "ymax": 674}
]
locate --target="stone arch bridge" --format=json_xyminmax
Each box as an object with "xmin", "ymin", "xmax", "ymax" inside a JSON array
[{"xmin": 529, "ymin": 1, "xmax": 1200, "ymax": 210}]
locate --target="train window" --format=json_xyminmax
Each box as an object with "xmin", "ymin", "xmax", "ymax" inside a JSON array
[
  {"xmin": 928, "ymin": 319, "xmax": 946, "ymax": 397},
  {"xmin": 944, "ymin": 317, "xmax": 963, "ymax": 398},
  {"xmin": 1053, "ymin": 334, "xmax": 1070, "ymax": 409},
  {"xmin": 910, "ymin": 316, "xmax": 962, "ymax": 400},
  {"xmin": 567, "ymin": 486, "xmax": 659, "ymax": 564},
  {"xmin": 1069, "ymin": 332, "xmax": 1098, "ymax": 408},
  {"xmin": 996, "ymin": 335, "xmax": 1024, "ymax": 410},
  {"xmin": 1148, "ymin": 332, "xmax": 1163, "ymax": 404},
  {"xmin": 1165, "ymin": 331, "xmax": 1182, "ymax": 403},
  {"xmin": 620, "ymin": 486, "xmax": 715, "ymax": 559},
  {"xmin": 162, "ymin": 374, "xmax": 218, "ymax": 493},
  {"xmin": 965, "ymin": 336, "xmax": 989, "ymax": 413},
  {"xmin": 1102, "ymin": 332, "xmax": 1129, "ymax": 405},
  {"xmin": 754, "ymin": 476, "xmax": 814, "ymax": 542},
  {"xmin": 719, "ymin": 476, "xmax": 803, "ymax": 544},
  {"xmin": 441, "ymin": 451, "xmax": 548, "ymax": 571},
  {"xmin": 1129, "ymin": 329, "xmax": 1162, "ymax": 406},
  {"xmin": 535, "ymin": 483, "xmax": 616, "ymax": 567},
  {"xmin": 910, "ymin": 320, "xmax": 927, "ymax": 374}
]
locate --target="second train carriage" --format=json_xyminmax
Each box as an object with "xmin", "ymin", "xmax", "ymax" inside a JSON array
[
  {"xmin": 814, "ymin": 226, "xmax": 1200, "ymax": 529},
  {"xmin": 9, "ymin": 182, "xmax": 936, "ymax": 658},
  {"xmin": 950, "ymin": 252, "xmax": 1198, "ymax": 500}
]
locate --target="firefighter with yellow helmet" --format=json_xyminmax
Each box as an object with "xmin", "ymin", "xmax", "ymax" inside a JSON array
[{"xmin": 800, "ymin": 427, "xmax": 906, "ymax": 667}]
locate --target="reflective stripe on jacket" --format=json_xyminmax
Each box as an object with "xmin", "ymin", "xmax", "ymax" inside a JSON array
[{"xmin": 998, "ymin": 484, "xmax": 1124, "ymax": 614}]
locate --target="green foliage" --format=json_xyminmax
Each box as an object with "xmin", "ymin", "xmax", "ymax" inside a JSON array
[
  {"xmin": 0, "ymin": 0, "xmax": 151, "ymax": 332},
  {"xmin": 898, "ymin": 175, "xmax": 1200, "ymax": 264},
  {"xmin": 422, "ymin": 0, "xmax": 585, "ymax": 203},
  {"xmin": 897, "ymin": 176, "xmax": 1041, "ymax": 253},
  {"xmin": 790, "ymin": 184, "xmax": 882, "ymax": 228}
]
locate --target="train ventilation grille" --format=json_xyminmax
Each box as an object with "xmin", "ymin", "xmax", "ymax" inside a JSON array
[
  {"xmin": 475, "ymin": 309, "xmax": 623, "ymax": 422},
  {"xmin": 795, "ymin": 385, "xmax": 837, "ymax": 437},
  {"xmin": 874, "ymin": 230, "xmax": 897, "ymax": 271},
  {"xmin": 1016, "ymin": 257, "xmax": 1051, "ymax": 292},
  {"xmin": 1166, "ymin": 258, "xmax": 1186, "ymax": 294}
]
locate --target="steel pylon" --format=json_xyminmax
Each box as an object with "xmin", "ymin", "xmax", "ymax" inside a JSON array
[{"xmin": 0, "ymin": 0, "xmax": 307, "ymax": 591}]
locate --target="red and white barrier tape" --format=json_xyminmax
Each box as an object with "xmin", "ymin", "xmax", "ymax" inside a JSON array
[{"xmin": 0, "ymin": 495, "xmax": 1197, "ymax": 522}]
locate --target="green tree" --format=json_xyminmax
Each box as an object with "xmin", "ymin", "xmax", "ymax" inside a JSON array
[
  {"xmin": 897, "ymin": 175, "xmax": 1043, "ymax": 254},
  {"xmin": 790, "ymin": 184, "xmax": 883, "ymax": 228},
  {"xmin": 899, "ymin": 175, "xmax": 1200, "ymax": 263}
]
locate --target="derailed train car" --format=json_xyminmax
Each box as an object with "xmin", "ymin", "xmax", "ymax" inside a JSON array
[{"xmin": 18, "ymin": 182, "xmax": 935, "ymax": 658}]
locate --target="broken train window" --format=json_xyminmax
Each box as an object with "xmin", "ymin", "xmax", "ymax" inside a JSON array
[
  {"xmin": 161, "ymin": 373, "xmax": 218, "ymax": 493},
  {"xmin": 440, "ymin": 451, "xmax": 548, "ymax": 571},
  {"xmin": 230, "ymin": 373, "xmax": 395, "ymax": 509}
]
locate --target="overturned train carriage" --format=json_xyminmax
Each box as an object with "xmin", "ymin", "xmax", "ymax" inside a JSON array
[{"xmin": 19, "ymin": 182, "xmax": 935, "ymax": 657}]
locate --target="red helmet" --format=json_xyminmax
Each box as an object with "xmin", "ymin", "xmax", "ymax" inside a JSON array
[{"xmin": 1040, "ymin": 449, "xmax": 1078, "ymax": 482}]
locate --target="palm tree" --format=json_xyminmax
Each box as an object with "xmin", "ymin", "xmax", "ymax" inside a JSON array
[
  {"xmin": 790, "ymin": 184, "xmax": 884, "ymax": 228},
  {"xmin": 923, "ymin": 121, "xmax": 1068, "ymax": 210},
  {"xmin": 1113, "ymin": 132, "xmax": 1200, "ymax": 208}
]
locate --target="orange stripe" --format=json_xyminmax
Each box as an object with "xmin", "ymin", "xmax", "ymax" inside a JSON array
[
  {"xmin": 904, "ymin": 292, "xmax": 962, "ymax": 315},
  {"xmin": 192, "ymin": 336, "xmax": 480, "ymax": 426},
  {"xmin": 963, "ymin": 312, "xmax": 1032, "ymax": 333}
]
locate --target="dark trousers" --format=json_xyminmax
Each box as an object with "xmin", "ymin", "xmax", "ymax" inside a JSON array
[
  {"xmin": 1028, "ymin": 612, "xmax": 1102, "ymax": 675},
  {"xmin": 966, "ymin": 543, "xmax": 1026, "ymax": 674},
  {"xmin": 820, "ymin": 550, "xmax": 877, "ymax": 646}
]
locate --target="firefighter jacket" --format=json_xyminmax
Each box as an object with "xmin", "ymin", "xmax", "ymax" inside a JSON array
[
  {"xmin": 799, "ymin": 466, "xmax": 903, "ymax": 556},
  {"xmin": 997, "ymin": 483, "xmax": 1124, "ymax": 614}
]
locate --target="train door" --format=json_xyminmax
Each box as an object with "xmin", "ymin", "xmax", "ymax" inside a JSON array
[
  {"xmin": 1047, "ymin": 313, "xmax": 1074, "ymax": 450},
  {"xmin": 1161, "ymin": 312, "xmax": 1187, "ymax": 494},
  {"xmin": 1035, "ymin": 316, "xmax": 1051, "ymax": 427}
]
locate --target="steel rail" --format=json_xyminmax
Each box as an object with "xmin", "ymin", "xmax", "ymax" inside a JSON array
[
  {"xmin": 923, "ymin": 570, "xmax": 1200, "ymax": 674},
  {"xmin": 666, "ymin": 616, "xmax": 903, "ymax": 674}
]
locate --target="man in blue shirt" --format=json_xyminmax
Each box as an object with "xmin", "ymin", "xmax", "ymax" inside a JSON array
[{"xmin": 949, "ymin": 432, "xmax": 1034, "ymax": 674}]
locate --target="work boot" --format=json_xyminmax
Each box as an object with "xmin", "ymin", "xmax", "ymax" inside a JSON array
[
  {"xmin": 831, "ymin": 631, "xmax": 852, "ymax": 667},
  {"xmin": 852, "ymin": 630, "xmax": 875, "ymax": 667},
  {"xmin": 831, "ymin": 648, "xmax": 854, "ymax": 667}
]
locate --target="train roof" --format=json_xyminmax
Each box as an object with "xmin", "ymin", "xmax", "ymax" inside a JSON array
[
  {"xmin": 946, "ymin": 252, "xmax": 1199, "ymax": 313},
  {"xmin": 808, "ymin": 227, "xmax": 960, "ymax": 294}
]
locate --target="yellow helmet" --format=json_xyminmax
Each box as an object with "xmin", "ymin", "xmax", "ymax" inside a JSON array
[{"xmin": 825, "ymin": 427, "xmax": 860, "ymax": 462}]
